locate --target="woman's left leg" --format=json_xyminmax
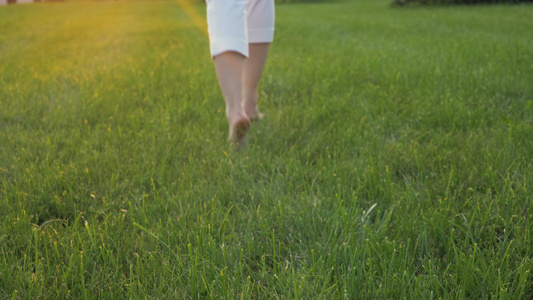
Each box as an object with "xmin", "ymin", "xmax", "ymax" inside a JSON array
[
  {"xmin": 213, "ymin": 52, "xmax": 250, "ymax": 145},
  {"xmin": 207, "ymin": 0, "xmax": 250, "ymax": 146}
]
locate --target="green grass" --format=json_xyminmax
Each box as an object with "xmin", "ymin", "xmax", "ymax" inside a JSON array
[{"xmin": 1, "ymin": 0, "xmax": 532, "ymax": 298}]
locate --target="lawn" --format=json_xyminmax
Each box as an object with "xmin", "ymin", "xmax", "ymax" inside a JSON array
[{"xmin": 0, "ymin": 0, "xmax": 532, "ymax": 298}]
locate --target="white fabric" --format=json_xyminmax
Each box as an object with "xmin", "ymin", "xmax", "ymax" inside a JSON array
[{"xmin": 206, "ymin": 0, "xmax": 275, "ymax": 57}]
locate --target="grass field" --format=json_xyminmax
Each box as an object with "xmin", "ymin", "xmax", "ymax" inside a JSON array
[{"xmin": 1, "ymin": 0, "xmax": 532, "ymax": 298}]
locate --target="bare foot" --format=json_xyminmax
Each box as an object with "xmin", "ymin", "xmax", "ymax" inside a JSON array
[
  {"xmin": 228, "ymin": 112, "xmax": 251, "ymax": 147},
  {"xmin": 244, "ymin": 103, "xmax": 264, "ymax": 121}
]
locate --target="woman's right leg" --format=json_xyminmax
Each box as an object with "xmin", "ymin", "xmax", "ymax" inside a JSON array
[
  {"xmin": 242, "ymin": 0, "xmax": 275, "ymax": 120},
  {"xmin": 243, "ymin": 43, "xmax": 270, "ymax": 120}
]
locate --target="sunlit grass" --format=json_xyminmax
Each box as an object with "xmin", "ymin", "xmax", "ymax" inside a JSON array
[{"xmin": 1, "ymin": 0, "xmax": 532, "ymax": 298}]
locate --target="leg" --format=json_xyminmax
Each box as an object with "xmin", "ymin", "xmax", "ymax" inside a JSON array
[
  {"xmin": 243, "ymin": 43, "xmax": 270, "ymax": 120},
  {"xmin": 206, "ymin": 0, "xmax": 274, "ymax": 147},
  {"xmin": 213, "ymin": 51, "xmax": 250, "ymax": 146},
  {"xmin": 207, "ymin": 0, "xmax": 250, "ymax": 146},
  {"xmin": 243, "ymin": 0, "xmax": 275, "ymax": 120}
]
